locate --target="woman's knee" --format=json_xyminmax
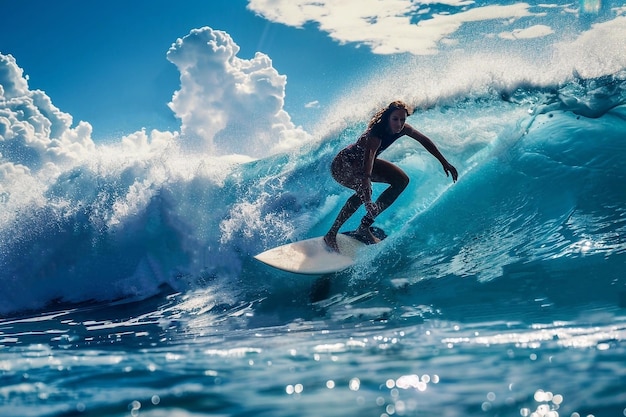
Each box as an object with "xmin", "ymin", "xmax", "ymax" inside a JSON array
[
  {"xmin": 392, "ymin": 171, "xmax": 409, "ymax": 190},
  {"xmin": 374, "ymin": 160, "xmax": 408, "ymax": 189}
]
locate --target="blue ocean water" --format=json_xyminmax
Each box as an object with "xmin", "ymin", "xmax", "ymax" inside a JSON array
[{"xmin": 2, "ymin": 7, "xmax": 626, "ymax": 417}]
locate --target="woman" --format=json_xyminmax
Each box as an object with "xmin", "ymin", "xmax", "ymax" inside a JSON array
[{"xmin": 324, "ymin": 101, "xmax": 458, "ymax": 252}]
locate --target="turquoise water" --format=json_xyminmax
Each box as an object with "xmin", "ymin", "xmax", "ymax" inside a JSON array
[{"xmin": 2, "ymin": 3, "xmax": 626, "ymax": 417}]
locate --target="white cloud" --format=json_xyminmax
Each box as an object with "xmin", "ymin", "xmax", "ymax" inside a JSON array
[
  {"xmin": 498, "ymin": 24, "xmax": 554, "ymax": 40},
  {"xmin": 0, "ymin": 54, "xmax": 96, "ymax": 172},
  {"xmin": 247, "ymin": 0, "xmax": 536, "ymax": 55},
  {"xmin": 0, "ymin": 53, "xmax": 100, "ymax": 225},
  {"xmin": 0, "ymin": 54, "xmax": 186, "ymax": 225},
  {"xmin": 166, "ymin": 27, "xmax": 310, "ymax": 157},
  {"xmin": 305, "ymin": 100, "xmax": 320, "ymax": 108}
]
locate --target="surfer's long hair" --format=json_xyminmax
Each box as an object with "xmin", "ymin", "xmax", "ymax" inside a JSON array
[{"xmin": 367, "ymin": 101, "xmax": 412, "ymax": 136}]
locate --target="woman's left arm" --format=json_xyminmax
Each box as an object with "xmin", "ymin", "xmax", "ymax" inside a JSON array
[{"xmin": 404, "ymin": 124, "xmax": 458, "ymax": 182}]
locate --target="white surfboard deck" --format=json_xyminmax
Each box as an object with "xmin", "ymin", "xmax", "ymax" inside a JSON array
[{"xmin": 253, "ymin": 228, "xmax": 386, "ymax": 275}]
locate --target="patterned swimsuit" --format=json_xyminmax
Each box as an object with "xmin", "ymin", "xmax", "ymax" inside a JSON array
[{"xmin": 334, "ymin": 129, "xmax": 404, "ymax": 174}]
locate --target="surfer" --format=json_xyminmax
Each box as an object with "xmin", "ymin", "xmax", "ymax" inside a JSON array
[{"xmin": 324, "ymin": 100, "xmax": 458, "ymax": 252}]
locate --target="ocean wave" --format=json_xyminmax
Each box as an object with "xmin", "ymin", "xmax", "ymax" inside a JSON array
[{"xmin": 1, "ymin": 55, "xmax": 625, "ymax": 316}]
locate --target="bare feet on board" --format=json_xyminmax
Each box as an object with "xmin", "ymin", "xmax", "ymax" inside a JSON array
[{"xmin": 355, "ymin": 224, "xmax": 381, "ymax": 245}]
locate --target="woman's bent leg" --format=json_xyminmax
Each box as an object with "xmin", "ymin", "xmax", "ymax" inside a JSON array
[{"xmin": 357, "ymin": 159, "xmax": 409, "ymax": 237}]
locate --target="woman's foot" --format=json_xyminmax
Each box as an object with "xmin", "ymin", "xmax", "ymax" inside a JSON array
[
  {"xmin": 324, "ymin": 233, "xmax": 340, "ymax": 253},
  {"xmin": 355, "ymin": 224, "xmax": 380, "ymax": 244}
]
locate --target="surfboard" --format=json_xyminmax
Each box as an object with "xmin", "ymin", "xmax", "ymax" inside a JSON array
[{"xmin": 253, "ymin": 227, "xmax": 386, "ymax": 275}]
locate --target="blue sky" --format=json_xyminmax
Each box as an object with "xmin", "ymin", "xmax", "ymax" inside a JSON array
[
  {"xmin": 2, "ymin": 0, "xmax": 624, "ymax": 149},
  {"xmin": 1, "ymin": 0, "xmax": 347, "ymax": 139}
]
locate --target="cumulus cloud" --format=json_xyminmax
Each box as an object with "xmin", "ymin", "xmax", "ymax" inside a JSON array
[
  {"xmin": 0, "ymin": 54, "xmax": 184, "ymax": 222},
  {"xmin": 2, "ymin": 23, "xmax": 312, "ymax": 188},
  {"xmin": 0, "ymin": 54, "xmax": 96, "ymax": 172},
  {"xmin": 0, "ymin": 53, "xmax": 96, "ymax": 225},
  {"xmin": 166, "ymin": 27, "xmax": 310, "ymax": 157},
  {"xmin": 247, "ymin": 0, "xmax": 537, "ymax": 55}
]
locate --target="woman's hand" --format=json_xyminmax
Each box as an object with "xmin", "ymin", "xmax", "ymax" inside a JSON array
[{"xmin": 443, "ymin": 161, "xmax": 458, "ymax": 182}]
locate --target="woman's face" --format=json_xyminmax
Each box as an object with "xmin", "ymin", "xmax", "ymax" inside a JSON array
[{"xmin": 388, "ymin": 109, "xmax": 407, "ymax": 134}]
